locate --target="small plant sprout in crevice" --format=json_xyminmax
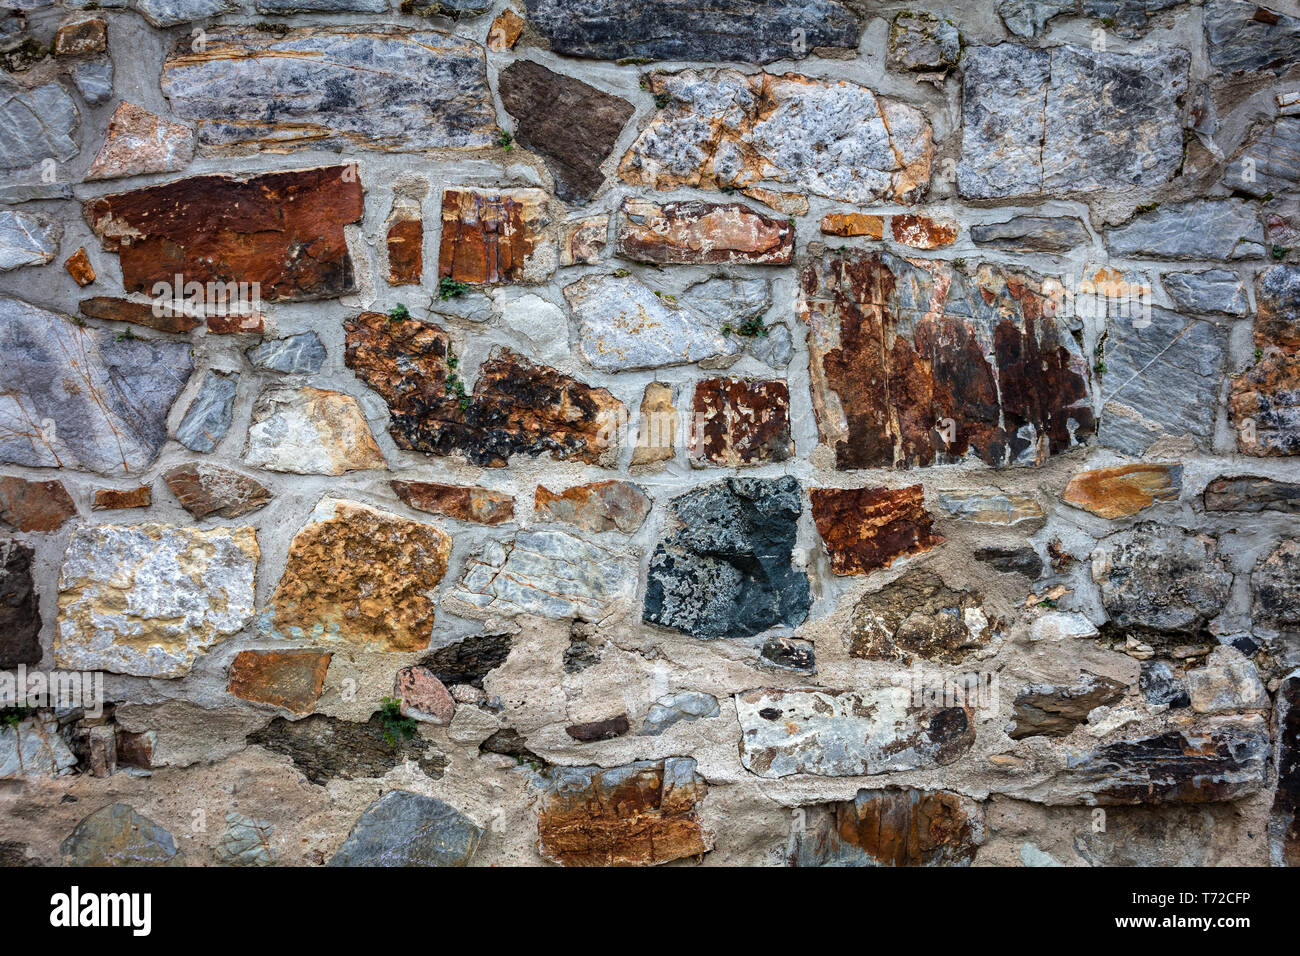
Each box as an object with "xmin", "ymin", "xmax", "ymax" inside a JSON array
[
  {"xmin": 439, "ymin": 276, "xmax": 470, "ymax": 300},
  {"xmin": 444, "ymin": 345, "xmax": 470, "ymax": 412},
  {"xmin": 379, "ymin": 697, "xmax": 417, "ymax": 747},
  {"xmin": 722, "ymin": 317, "xmax": 769, "ymax": 338},
  {"xmin": 387, "ymin": 303, "xmax": 410, "ymax": 322}
]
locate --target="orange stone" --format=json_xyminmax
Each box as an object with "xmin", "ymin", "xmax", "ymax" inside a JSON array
[
  {"xmin": 486, "ymin": 7, "xmax": 525, "ymax": 51},
  {"xmin": 391, "ymin": 480, "xmax": 515, "ymax": 525},
  {"xmin": 820, "ymin": 212, "xmax": 884, "ymax": 239},
  {"xmin": 386, "ymin": 218, "xmax": 423, "ymax": 286},
  {"xmin": 810, "ymin": 485, "xmax": 941, "ymax": 575},
  {"xmin": 78, "ymin": 296, "xmax": 263, "ymax": 334},
  {"xmin": 228, "ymin": 649, "xmax": 332, "ymax": 714},
  {"xmin": 54, "ymin": 16, "xmax": 106, "ymax": 56},
  {"xmin": 534, "ymin": 480, "xmax": 651, "ymax": 533},
  {"xmin": 1063, "ymin": 463, "xmax": 1182, "ymax": 518},
  {"xmin": 616, "ymin": 198, "xmax": 793, "ymax": 265},
  {"xmin": 64, "ymin": 247, "xmax": 96, "ymax": 286},
  {"xmin": 0, "ymin": 476, "xmax": 77, "ymax": 532},
  {"xmin": 437, "ymin": 187, "xmax": 553, "ymax": 285},
  {"xmin": 891, "ymin": 213, "xmax": 959, "ymax": 249},
  {"xmin": 92, "ymin": 486, "xmax": 152, "ymax": 510}
]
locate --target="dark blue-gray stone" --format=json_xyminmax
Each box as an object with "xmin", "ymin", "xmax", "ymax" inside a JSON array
[
  {"xmin": 1106, "ymin": 200, "xmax": 1264, "ymax": 260},
  {"xmin": 71, "ymin": 59, "xmax": 114, "ymax": 106},
  {"xmin": 61, "ymin": 804, "xmax": 184, "ymax": 866},
  {"xmin": 1139, "ymin": 660, "xmax": 1190, "ymax": 708},
  {"xmin": 0, "ymin": 78, "xmax": 79, "ymax": 172},
  {"xmin": 176, "ymin": 370, "xmax": 238, "ymax": 453},
  {"xmin": 1222, "ymin": 117, "xmax": 1300, "ymax": 199},
  {"xmin": 245, "ymin": 332, "xmax": 326, "ymax": 374},
  {"xmin": 644, "ymin": 476, "xmax": 811, "ymax": 639},
  {"xmin": 1206, "ymin": 0, "xmax": 1300, "ymax": 75},
  {"xmin": 523, "ymin": 0, "xmax": 863, "ymax": 64},
  {"xmin": 1161, "ymin": 269, "xmax": 1249, "ymax": 316},
  {"xmin": 328, "ymin": 790, "xmax": 482, "ymax": 867}
]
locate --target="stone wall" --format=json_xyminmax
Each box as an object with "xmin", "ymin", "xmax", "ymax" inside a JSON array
[{"xmin": 0, "ymin": 0, "xmax": 1298, "ymax": 867}]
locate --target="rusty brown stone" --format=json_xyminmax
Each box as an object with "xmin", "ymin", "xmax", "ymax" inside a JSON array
[
  {"xmin": 890, "ymin": 213, "xmax": 959, "ymax": 249},
  {"xmin": 163, "ymin": 464, "xmax": 272, "ymax": 520},
  {"xmin": 269, "ymin": 499, "xmax": 452, "ymax": 651},
  {"xmin": 0, "ymin": 476, "xmax": 77, "ymax": 532},
  {"xmin": 1063, "ymin": 463, "xmax": 1182, "ymax": 518},
  {"xmin": 54, "ymin": 17, "xmax": 106, "ymax": 56},
  {"xmin": 486, "ymin": 7, "xmax": 525, "ymax": 50},
  {"xmin": 810, "ymin": 485, "xmax": 941, "ymax": 575},
  {"xmin": 85, "ymin": 165, "xmax": 364, "ymax": 302},
  {"xmin": 820, "ymin": 212, "xmax": 884, "ymax": 238},
  {"xmin": 615, "ymin": 198, "xmax": 793, "ymax": 266},
  {"xmin": 1232, "ymin": 354, "xmax": 1300, "ymax": 456},
  {"xmin": 437, "ymin": 187, "xmax": 553, "ymax": 285},
  {"xmin": 793, "ymin": 789, "xmax": 981, "ymax": 866},
  {"xmin": 848, "ymin": 569, "xmax": 991, "ymax": 664},
  {"xmin": 560, "ymin": 215, "xmax": 608, "ymax": 266},
  {"xmin": 534, "ymin": 480, "xmax": 651, "ymax": 534},
  {"xmin": 64, "ymin": 248, "xmax": 95, "ymax": 286},
  {"xmin": 92, "ymin": 486, "xmax": 152, "ymax": 511},
  {"xmin": 344, "ymin": 311, "xmax": 624, "ymax": 468},
  {"xmin": 77, "ymin": 296, "xmax": 264, "ymax": 335},
  {"xmin": 565, "ymin": 714, "xmax": 630, "ymax": 741},
  {"xmin": 631, "ymin": 382, "xmax": 677, "ymax": 467},
  {"xmin": 536, "ymin": 758, "xmax": 711, "ymax": 866},
  {"xmin": 800, "ymin": 249, "xmax": 1095, "ymax": 468},
  {"xmin": 227, "ymin": 649, "xmax": 331, "ymax": 715},
  {"xmin": 391, "ymin": 480, "xmax": 515, "ymax": 525},
  {"xmin": 1010, "ymin": 674, "xmax": 1129, "ymax": 739},
  {"xmin": 386, "ymin": 218, "xmax": 423, "ymax": 286},
  {"xmin": 689, "ymin": 378, "xmax": 792, "ymax": 467}
]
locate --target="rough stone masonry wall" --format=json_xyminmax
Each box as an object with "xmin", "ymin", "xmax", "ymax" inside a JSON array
[{"xmin": 0, "ymin": 0, "xmax": 1299, "ymax": 867}]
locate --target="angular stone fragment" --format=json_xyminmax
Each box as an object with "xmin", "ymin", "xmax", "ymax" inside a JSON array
[
  {"xmin": 446, "ymin": 529, "xmax": 634, "ymax": 620},
  {"xmin": 0, "ymin": 538, "xmax": 40, "ymax": 667},
  {"xmin": 245, "ymin": 332, "xmax": 325, "ymax": 375},
  {"xmin": 1091, "ymin": 524, "xmax": 1231, "ymax": 636},
  {"xmin": 1063, "ymin": 463, "xmax": 1182, "ymax": 518},
  {"xmin": 1225, "ymin": 118, "xmax": 1300, "ymax": 199},
  {"xmin": 1139, "ymin": 660, "xmax": 1190, "ymax": 709},
  {"xmin": 421, "ymin": 632, "xmax": 512, "ymax": 689},
  {"xmin": 0, "ymin": 210, "xmax": 59, "ymax": 271},
  {"xmin": 395, "ymin": 665, "xmax": 455, "ymax": 724},
  {"xmin": 811, "ymin": 486, "xmax": 940, "ymax": 576},
  {"xmin": 849, "ymin": 569, "xmax": 990, "ymax": 664},
  {"xmin": 1252, "ymin": 539, "xmax": 1300, "ymax": 633},
  {"xmin": 438, "ymin": 187, "xmax": 555, "ymax": 285},
  {"xmin": 616, "ymin": 198, "xmax": 792, "ymax": 266},
  {"xmin": 0, "ymin": 717, "xmax": 75, "ymax": 779},
  {"xmin": 54, "ymin": 16, "xmax": 106, "ymax": 55},
  {"xmin": 792, "ymin": 789, "xmax": 981, "ymax": 867},
  {"xmin": 1185, "ymin": 646, "xmax": 1268, "ymax": 714},
  {"xmin": 937, "ymin": 490, "xmax": 1043, "ymax": 526},
  {"xmin": 392, "ymin": 480, "xmax": 514, "ymax": 525},
  {"xmin": 92, "ymin": 486, "xmax": 151, "ymax": 511},
  {"xmin": 132, "ymin": 0, "xmax": 239, "ymax": 28},
  {"xmin": 958, "ymin": 44, "xmax": 1187, "ymax": 199},
  {"xmin": 1106, "ymin": 200, "xmax": 1263, "ymax": 260},
  {"xmin": 1100, "ymin": 307, "xmax": 1227, "ymax": 456},
  {"xmin": 77, "ymin": 296, "xmax": 200, "ymax": 335},
  {"xmin": 975, "ymin": 546, "xmax": 1043, "ymax": 578},
  {"xmin": 640, "ymin": 692, "xmax": 720, "ymax": 736},
  {"xmin": 248, "ymin": 714, "xmax": 446, "ymax": 784},
  {"xmin": 244, "ymin": 387, "xmax": 385, "ymax": 475},
  {"xmin": 345, "ymin": 311, "xmax": 622, "ymax": 467},
  {"xmin": 566, "ymin": 714, "xmax": 630, "ymax": 741},
  {"xmin": 84, "ymin": 102, "xmax": 193, "ymax": 182},
  {"xmin": 689, "ymin": 378, "xmax": 792, "ymax": 467},
  {"xmin": 0, "ymin": 297, "xmax": 194, "ymax": 475},
  {"xmin": 385, "ymin": 218, "xmax": 422, "ymax": 287},
  {"xmin": 1161, "ymin": 270, "xmax": 1249, "ymax": 316},
  {"xmin": 620, "ymin": 70, "xmax": 932, "ymax": 205},
  {"xmin": 176, "ymin": 370, "xmax": 237, "ymax": 453},
  {"xmin": 1010, "ymin": 674, "xmax": 1127, "ymax": 739},
  {"xmin": 970, "ymin": 215, "xmax": 1089, "ymax": 253},
  {"xmin": 487, "ymin": 7, "xmax": 524, "ymax": 50},
  {"xmin": 163, "ymin": 463, "xmax": 271, "ymax": 520},
  {"xmin": 1204, "ymin": 475, "xmax": 1300, "ymax": 513},
  {"xmin": 85, "ymin": 165, "xmax": 364, "ymax": 302},
  {"xmin": 534, "ymin": 480, "xmax": 650, "ymax": 533},
  {"xmin": 632, "ymin": 381, "xmax": 677, "ymax": 467},
  {"xmin": 523, "ymin": 0, "xmax": 861, "ymax": 63},
  {"xmin": 820, "ymin": 212, "xmax": 884, "ymax": 238},
  {"xmin": 1205, "ymin": 0, "xmax": 1300, "ymax": 75},
  {"xmin": 0, "ymin": 79, "xmax": 78, "ymax": 173},
  {"xmin": 560, "ymin": 215, "xmax": 607, "ymax": 266},
  {"xmin": 888, "ymin": 12, "xmax": 959, "ymax": 75},
  {"xmin": 536, "ymin": 758, "xmax": 711, "ymax": 867},
  {"xmin": 565, "ymin": 273, "xmax": 739, "ymax": 372},
  {"xmin": 228, "ymin": 649, "xmax": 331, "ymax": 714},
  {"xmin": 162, "ymin": 28, "xmax": 495, "ymax": 152},
  {"xmin": 498, "ymin": 61, "xmax": 633, "ymax": 203},
  {"xmin": 1231, "ymin": 266, "xmax": 1300, "ymax": 456},
  {"xmin": 891, "ymin": 213, "xmax": 957, "ymax": 249},
  {"xmin": 61, "ymin": 805, "xmax": 183, "ymax": 866},
  {"xmin": 736, "ymin": 687, "xmax": 975, "ymax": 778},
  {"xmin": 1272, "ymin": 673, "xmax": 1300, "ymax": 866},
  {"xmin": 800, "ymin": 250, "xmax": 1095, "ymax": 468},
  {"xmin": 0, "ymin": 476, "xmax": 76, "ymax": 532},
  {"xmin": 56, "ymin": 523, "xmax": 258, "ymax": 677},
  {"xmin": 269, "ymin": 499, "xmax": 451, "ymax": 651},
  {"xmin": 329, "ymin": 791, "xmax": 482, "ymax": 867},
  {"xmin": 644, "ymin": 477, "xmax": 810, "ymax": 639},
  {"xmin": 1064, "ymin": 724, "xmax": 1269, "ymax": 804},
  {"xmin": 63, "ymin": 247, "xmax": 94, "ymax": 286},
  {"xmin": 214, "ymin": 813, "xmax": 274, "ymax": 867}
]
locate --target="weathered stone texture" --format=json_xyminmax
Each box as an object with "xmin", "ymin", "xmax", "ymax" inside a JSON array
[
  {"xmin": 244, "ymin": 387, "xmax": 385, "ymax": 476},
  {"xmin": 248, "ymin": 714, "xmax": 446, "ymax": 784},
  {"xmin": 1205, "ymin": 0, "xmax": 1300, "ymax": 75},
  {"xmin": 1232, "ymin": 266, "xmax": 1300, "ymax": 456},
  {"xmin": 1106, "ymin": 200, "xmax": 1264, "ymax": 260},
  {"xmin": 536, "ymin": 758, "xmax": 711, "ymax": 866},
  {"xmin": 1010, "ymin": 674, "xmax": 1127, "ymax": 739},
  {"xmin": 1273, "ymin": 674, "xmax": 1300, "ymax": 866},
  {"xmin": 269, "ymin": 499, "xmax": 451, "ymax": 650},
  {"xmin": 811, "ymin": 486, "xmax": 940, "ymax": 575},
  {"xmin": 56, "ymin": 523, "xmax": 259, "ymax": 677},
  {"xmin": 615, "ymin": 198, "xmax": 792, "ymax": 266},
  {"xmin": 689, "ymin": 378, "xmax": 792, "ymax": 467},
  {"xmin": 1063, "ymin": 464, "xmax": 1182, "ymax": 519},
  {"xmin": 799, "ymin": 250, "xmax": 1095, "ymax": 469},
  {"xmin": 970, "ymin": 215, "xmax": 1089, "ymax": 253},
  {"xmin": 0, "ymin": 210, "xmax": 60, "ymax": 271},
  {"xmin": 92, "ymin": 486, "xmax": 152, "ymax": 511},
  {"xmin": 1091, "ymin": 525, "xmax": 1231, "ymax": 635},
  {"xmin": 385, "ymin": 218, "xmax": 423, "ymax": 287},
  {"xmin": 937, "ymin": 490, "xmax": 1043, "ymax": 526},
  {"xmin": 61, "ymin": 805, "xmax": 183, "ymax": 866},
  {"xmin": 0, "ymin": 78, "xmax": 79, "ymax": 173},
  {"xmin": 329, "ymin": 791, "xmax": 481, "ymax": 867},
  {"xmin": 849, "ymin": 569, "xmax": 990, "ymax": 664},
  {"xmin": 1204, "ymin": 476, "xmax": 1300, "ymax": 514},
  {"xmin": 164, "ymin": 463, "xmax": 271, "ymax": 520},
  {"xmin": 228, "ymin": 650, "xmax": 331, "ymax": 714},
  {"xmin": 392, "ymin": 480, "xmax": 514, "ymax": 525},
  {"xmin": 0, "ymin": 538, "xmax": 40, "ymax": 667},
  {"xmin": 534, "ymin": 480, "xmax": 650, "ymax": 534},
  {"xmin": 84, "ymin": 102, "xmax": 193, "ymax": 182},
  {"xmin": 438, "ymin": 188, "xmax": 555, "ymax": 285},
  {"xmin": 792, "ymin": 789, "xmax": 981, "ymax": 867},
  {"xmin": 0, "ymin": 476, "xmax": 76, "ymax": 532}
]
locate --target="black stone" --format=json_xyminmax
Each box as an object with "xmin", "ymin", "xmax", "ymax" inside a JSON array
[
  {"xmin": 0, "ymin": 538, "xmax": 40, "ymax": 667},
  {"xmin": 247, "ymin": 714, "xmax": 447, "ymax": 786},
  {"xmin": 974, "ymin": 545, "xmax": 1043, "ymax": 578},
  {"xmin": 480, "ymin": 729, "xmax": 547, "ymax": 766},
  {"xmin": 421, "ymin": 632, "xmax": 512, "ymax": 689},
  {"xmin": 759, "ymin": 636, "xmax": 816, "ymax": 672},
  {"xmin": 1138, "ymin": 660, "xmax": 1190, "ymax": 709}
]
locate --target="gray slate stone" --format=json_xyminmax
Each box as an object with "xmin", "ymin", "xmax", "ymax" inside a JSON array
[
  {"xmin": 1099, "ymin": 306, "xmax": 1226, "ymax": 455},
  {"xmin": 522, "ymin": 0, "xmax": 862, "ymax": 64},
  {"xmin": 71, "ymin": 59, "xmax": 113, "ymax": 106},
  {"xmin": 176, "ymin": 370, "xmax": 238, "ymax": 453},
  {"xmin": 0, "ymin": 78, "xmax": 79, "ymax": 172},
  {"xmin": 255, "ymin": 0, "xmax": 385, "ymax": 9},
  {"xmin": 958, "ymin": 43, "xmax": 1187, "ymax": 199},
  {"xmin": 998, "ymin": 0, "xmax": 1072, "ymax": 37},
  {"xmin": 213, "ymin": 812, "xmax": 274, "ymax": 866},
  {"xmin": 0, "ymin": 210, "xmax": 60, "ymax": 271},
  {"xmin": 1205, "ymin": 0, "xmax": 1300, "ymax": 75},
  {"xmin": 0, "ymin": 297, "xmax": 194, "ymax": 474},
  {"xmin": 1106, "ymin": 200, "xmax": 1264, "ymax": 260},
  {"xmin": 888, "ymin": 11, "xmax": 960, "ymax": 73},
  {"xmin": 0, "ymin": 183, "xmax": 72, "ymax": 204},
  {"xmin": 1161, "ymin": 269, "xmax": 1249, "ymax": 315},
  {"xmin": 130, "ymin": 0, "xmax": 237, "ymax": 26},
  {"xmin": 245, "ymin": 332, "xmax": 326, "ymax": 374},
  {"xmin": 640, "ymin": 691, "xmax": 720, "ymax": 736},
  {"xmin": 970, "ymin": 215, "xmax": 1090, "ymax": 253},
  {"xmin": 1223, "ymin": 117, "xmax": 1300, "ymax": 200},
  {"xmin": 328, "ymin": 790, "xmax": 482, "ymax": 867},
  {"xmin": 61, "ymin": 804, "xmax": 184, "ymax": 865}
]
